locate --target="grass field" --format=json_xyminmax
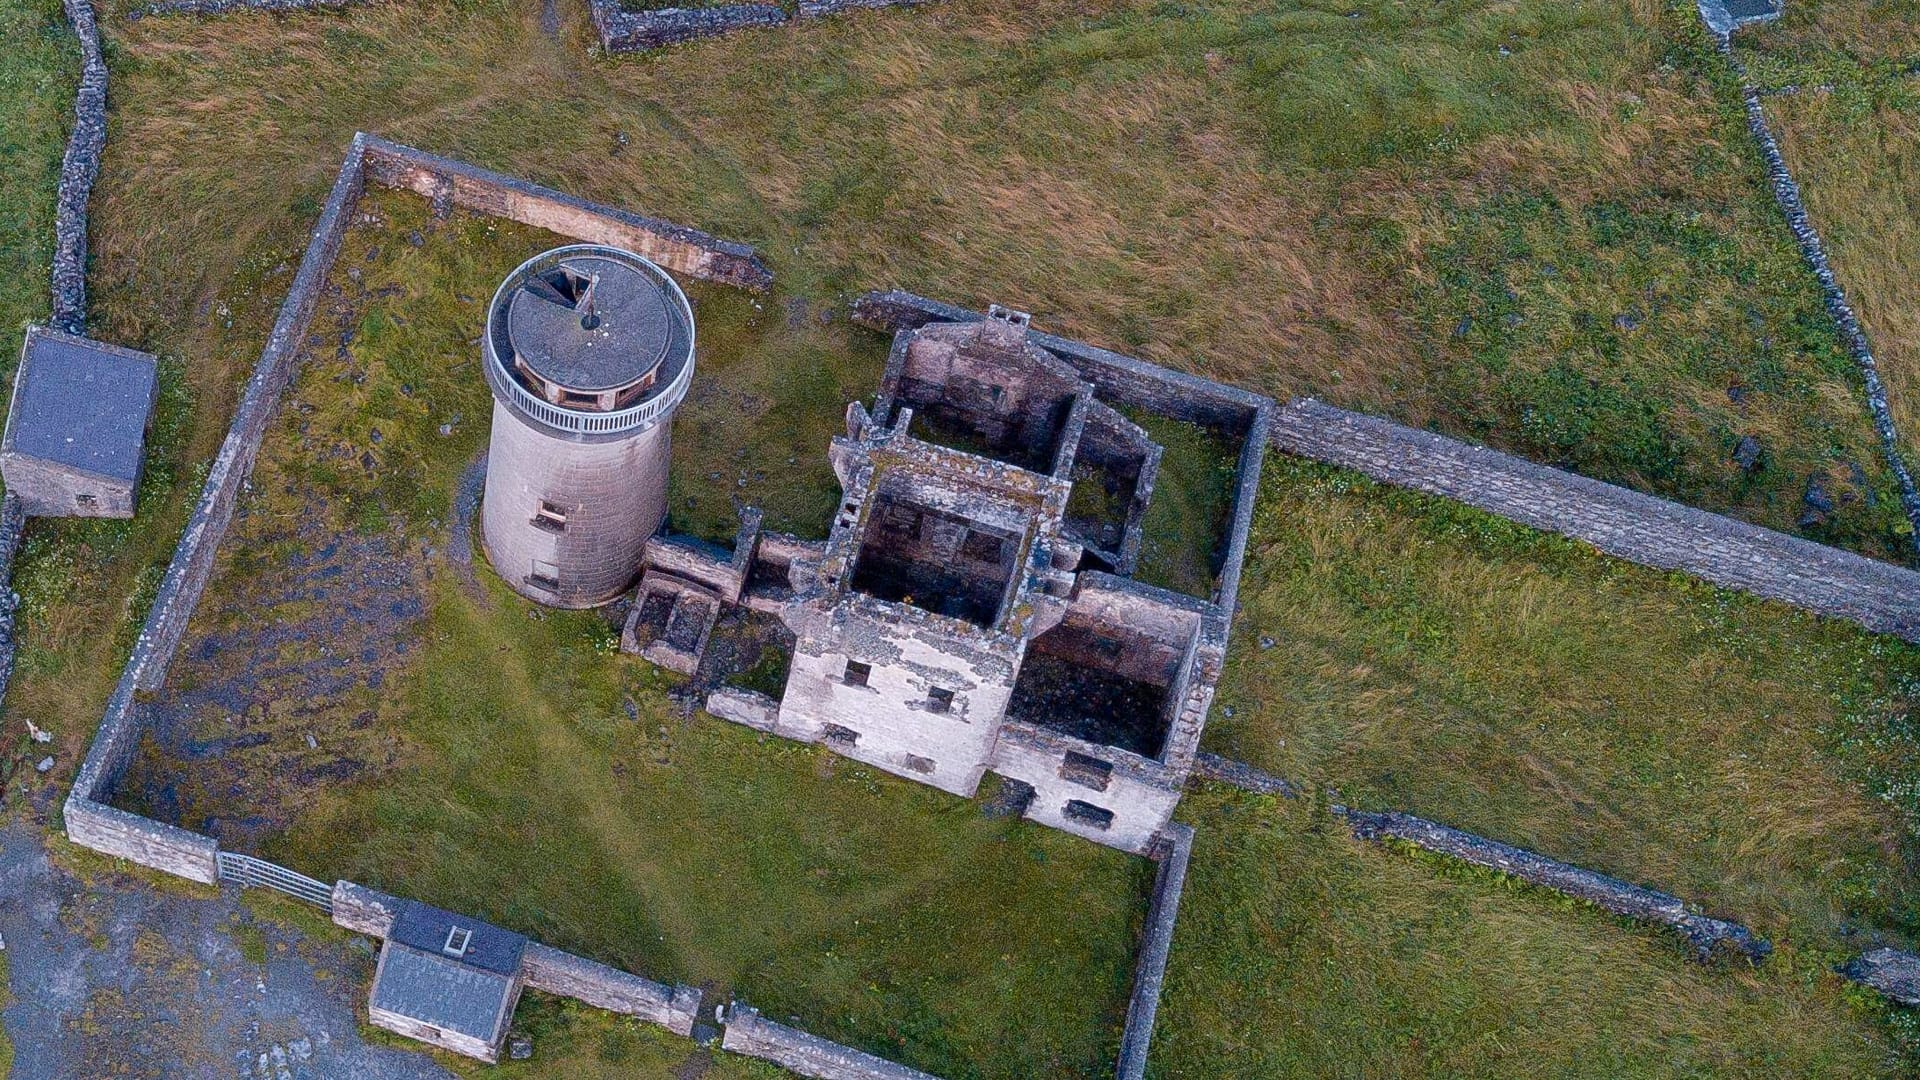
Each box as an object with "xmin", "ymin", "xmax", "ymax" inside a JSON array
[
  {"xmin": 3, "ymin": 0, "xmax": 1919, "ymax": 1073},
  {"xmin": 1151, "ymin": 786, "xmax": 1914, "ymax": 1078},
  {"xmin": 110, "ymin": 195, "xmax": 1146, "ymax": 1080},
  {"xmin": 60, "ymin": 0, "xmax": 1913, "ymax": 558},
  {"xmin": 1207, "ymin": 456, "xmax": 1920, "ymax": 959},
  {"xmin": 0, "ymin": 0, "xmax": 76, "ymax": 792},
  {"xmin": 1734, "ymin": 0, "xmax": 1920, "ymax": 461}
]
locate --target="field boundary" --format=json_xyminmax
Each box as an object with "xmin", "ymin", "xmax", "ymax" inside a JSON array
[
  {"xmin": 53, "ymin": 131, "xmax": 1190, "ymax": 1080},
  {"xmin": 1270, "ymin": 398, "xmax": 1920, "ymax": 641},
  {"xmin": 52, "ymin": 0, "xmax": 106, "ymax": 335},
  {"xmin": 1710, "ymin": 22, "xmax": 1920, "ymax": 550}
]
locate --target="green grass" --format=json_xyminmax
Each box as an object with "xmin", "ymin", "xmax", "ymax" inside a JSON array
[
  {"xmin": 0, "ymin": 0, "xmax": 69, "ymax": 363},
  {"xmin": 1152, "ymin": 786, "xmax": 1911, "ymax": 1078},
  {"xmin": 115, "ymin": 194, "xmax": 1145, "ymax": 1080},
  {"xmin": 436, "ymin": 996, "xmax": 782, "ymax": 1079},
  {"xmin": 67, "ymin": 0, "xmax": 1911, "ymax": 557},
  {"xmin": 1208, "ymin": 457, "xmax": 1920, "ymax": 956},
  {"xmin": 1127, "ymin": 411, "xmax": 1238, "ymax": 598},
  {"xmin": 0, "ymin": 0, "xmax": 75, "ymax": 792},
  {"xmin": 1732, "ymin": 1, "xmax": 1920, "ymax": 483},
  {"xmin": 0, "ymin": 948, "xmax": 13, "ymax": 1079}
]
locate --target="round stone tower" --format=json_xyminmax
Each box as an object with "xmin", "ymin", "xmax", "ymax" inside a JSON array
[{"xmin": 480, "ymin": 244, "xmax": 694, "ymax": 608}]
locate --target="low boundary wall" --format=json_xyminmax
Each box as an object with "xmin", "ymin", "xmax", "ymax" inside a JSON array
[
  {"xmin": 52, "ymin": 0, "xmax": 107, "ymax": 335},
  {"xmin": 1340, "ymin": 808, "xmax": 1772, "ymax": 960},
  {"xmin": 721, "ymin": 1005, "xmax": 942, "ymax": 1080},
  {"xmin": 1114, "ymin": 823, "xmax": 1194, "ymax": 1080},
  {"xmin": 522, "ymin": 943, "xmax": 702, "ymax": 1036},
  {"xmin": 361, "ymin": 137, "xmax": 771, "ymax": 290},
  {"xmin": 1714, "ymin": 36, "xmax": 1920, "ymax": 551},
  {"xmin": 1270, "ymin": 398, "xmax": 1920, "ymax": 642},
  {"xmin": 1191, "ymin": 758, "xmax": 1773, "ymax": 962},
  {"xmin": 0, "ymin": 495, "xmax": 28, "ymax": 717}
]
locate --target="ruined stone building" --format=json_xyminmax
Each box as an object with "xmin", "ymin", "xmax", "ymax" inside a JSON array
[
  {"xmin": 469, "ymin": 242, "xmax": 1238, "ymax": 854},
  {"xmin": 637, "ymin": 310, "xmax": 1235, "ymax": 855},
  {"xmin": 758, "ymin": 313, "xmax": 1227, "ymax": 853}
]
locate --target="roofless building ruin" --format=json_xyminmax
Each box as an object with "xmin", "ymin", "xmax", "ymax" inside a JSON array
[{"xmin": 480, "ymin": 245, "xmax": 695, "ymax": 607}]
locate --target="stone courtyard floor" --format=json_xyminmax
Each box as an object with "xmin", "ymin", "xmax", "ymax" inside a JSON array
[{"xmin": 0, "ymin": 813, "xmax": 453, "ymax": 1080}]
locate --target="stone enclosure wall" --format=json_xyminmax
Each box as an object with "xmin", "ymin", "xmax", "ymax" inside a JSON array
[
  {"xmin": 1270, "ymin": 398, "xmax": 1920, "ymax": 642},
  {"xmin": 1340, "ymin": 808, "xmax": 1771, "ymax": 961},
  {"xmin": 588, "ymin": 0, "xmax": 920, "ymax": 54},
  {"xmin": 1716, "ymin": 38, "xmax": 1920, "ymax": 550},
  {"xmin": 721, "ymin": 1005, "xmax": 943, "ymax": 1080},
  {"xmin": 52, "ymin": 0, "xmax": 107, "ymax": 336},
  {"xmin": 1114, "ymin": 822, "xmax": 1194, "ymax": 1080}
]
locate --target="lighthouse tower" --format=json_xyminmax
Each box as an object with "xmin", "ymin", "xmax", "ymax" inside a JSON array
[{"xmin": 480, "ymin": 245, "xmax": 694, "ymax": 608}]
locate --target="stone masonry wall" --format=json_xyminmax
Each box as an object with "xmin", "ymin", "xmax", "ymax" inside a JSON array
[
  {"xmin": 589, "ymin": 0, "xmax": 789, "ymax": 52},
  {"xmin": 1341, "ymin": 808, "xmax": 1771, "ymax": 961},
  {"xmin": 52, "ymin": 0, "xmax": 107, "ymax": 335},
  {"xmin": 63, "ymin": 798, "xmax": 220, "ymax": 884},
  {"xmin": 1272, "ymin": 398, "xmax": 1920, "ymax": 641},
  {"xmin": 0, "ymin": 494, "xmax": 28, "ymax": 719},
  {"xmin": 362, "ymin": 137, "xmax": 773, "ymax": 290},
  {"xmin": 521, "ymin": 944, "xmax": 702, "ymax": 1036},
  {"xmin": 1718, "ymin": 39, "xmax": 1920, "ymax": 552},
  {"xmin": 1114, "ymin": 823, "xmax": 1194, "ymax": 1080},
  {"xmin": 721, "ymin": 1005, "xmax": 943, "ymax": 1080}
]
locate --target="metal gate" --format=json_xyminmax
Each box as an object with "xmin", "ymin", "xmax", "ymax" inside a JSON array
[{"xmin": 216, "ymin": 851, "xmax": 334, "ymax": 911}]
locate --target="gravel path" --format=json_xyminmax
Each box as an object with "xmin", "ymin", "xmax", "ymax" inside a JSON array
[{"xmin": 0, "ymin": 818, "xmax": 454, "ymax": 1080}]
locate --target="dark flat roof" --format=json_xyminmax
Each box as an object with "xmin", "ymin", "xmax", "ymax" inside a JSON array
[
  {"xmin": 389, "ymin": 899, "xmax": 526, "ymax": 976},
  {"xmin": 505, "ymin": 252, "xmax": 689, "ymax": 392},
  {"xmin": 4, "ymin": 327, "xmax": 158, "ymax": 483}
]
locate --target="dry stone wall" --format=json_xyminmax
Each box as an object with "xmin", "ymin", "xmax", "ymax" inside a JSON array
[
  {"xmin": 1717, "ymin": 38, "xmax": 1920, "ymax": 551},
  {"xmin": 1340, "ymin": 808, "xmax": 1771, "ymax": 960},
  {"xmin": 589, "ymin": 0, "xmax": 789, "ymax": 51},
  {"xmin": 0, "ymin": 495, "xmax": 28, "ymax": 717},
  {"xmin": 52, "ymin": 0, "xmax": 107, "ymax": 335},
  {"xmin": 1271, "ymin": 398, "xmax": 1920, "ymax": 642}
]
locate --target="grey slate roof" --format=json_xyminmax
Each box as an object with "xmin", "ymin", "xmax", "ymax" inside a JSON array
[
  {"xmin": 4, "ymin": 326, "xmax": 158, "ymax": 483},
  {"xmin": 369, "ymin": 944, "xmax": 518, "ymax": 1046},
  {"xmin": 369, "ymin": 901, "xmax": 529, "ymax": 1047},
  {"xmin": 388, "ymin": 899, "xmax": 526, "ymax": 976}
]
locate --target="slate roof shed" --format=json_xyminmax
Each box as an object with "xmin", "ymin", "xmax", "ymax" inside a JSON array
[
  {"xmin": 0, "ymin": 325, "xmax": 158, "ymax": 518},
  {"xmin": 366, "ymin": 901, "xmax": 528, "ymax": 1063}
]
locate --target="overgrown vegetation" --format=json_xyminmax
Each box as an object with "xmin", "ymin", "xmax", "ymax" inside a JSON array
[
  {"xmin": 0, "ymin": 0, "xmax": 74, "ymax": 797},
  {"xmin": 1153, "ymin": 786, "xmax": 1912, "ymax": 1077},
  {"xmin": 69, "ymin": 0, "xmax": 1912, "ymax": 556},
  {"xmin": 1209, "ymin": 457, "xmax": 1920, "ymax": 958},
  {"xmin": 113, "ymin": 200, "xmax": 1144, "ymax": 1080},
  {"xmin": 1735, "ymin": 0, "xmax": 1920, "ymax": 471},
  {"xmin": 8, "ymin": 0, "xmax": 1920, "ymax": 1072},
  {"xmin": 435, "ymin": 996, "xmax": 780, "ymax": 1079}
]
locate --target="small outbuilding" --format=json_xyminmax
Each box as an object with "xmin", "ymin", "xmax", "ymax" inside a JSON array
[
  {"xmin": 367, "ymin": 900, "xmax": 527, "ymax": 1063},
  {"xmin": 1, "ymin": 325, "xmax": 159, "ymax": 518}
]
